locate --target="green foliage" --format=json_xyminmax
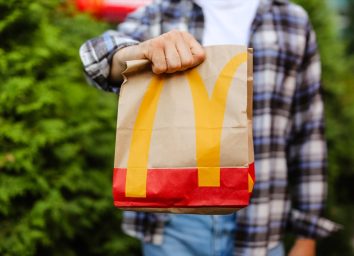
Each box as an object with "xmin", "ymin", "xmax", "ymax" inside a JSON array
[
  {"xmin": 291, "ymin": 0, "xmax": 354, "ymax": 255},
  {"xmin": 0, "ymin": 1, "xmax": 139, "ymax": 255},
  {"xmin": 345, "ymin": 0, "xmax": 354, "ymax": 55},
  {"xmin": 1, "ymin": 0, "xmax": 353, "ymax": 255}
]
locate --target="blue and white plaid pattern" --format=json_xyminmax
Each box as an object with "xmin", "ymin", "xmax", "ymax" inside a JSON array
[{"xmin": 79, "ymin": 0, "xmax": 340, "ymax": 254}]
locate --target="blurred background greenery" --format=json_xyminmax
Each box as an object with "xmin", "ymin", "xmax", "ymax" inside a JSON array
[{"xmin": 0, "ymin": 0, "xmax": 353, "ymax": 255}]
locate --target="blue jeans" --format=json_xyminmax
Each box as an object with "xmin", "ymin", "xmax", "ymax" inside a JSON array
[{"xmin": 143, "ymin": 214, "xmax": 284, "ymax": 256}]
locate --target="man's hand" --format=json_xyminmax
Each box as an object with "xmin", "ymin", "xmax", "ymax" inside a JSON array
[
  {"xmin": 110, "ymin": 30, "xmax": 206, "ymax": 81},
  {"xmin": 288, "ymin": 238, "xmax": 316, "ymax": 256}
]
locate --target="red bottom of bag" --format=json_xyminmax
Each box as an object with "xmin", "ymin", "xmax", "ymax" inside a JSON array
[{"xmin": 113, "ymin": 165, "xmax": 253, "ymax": 208}]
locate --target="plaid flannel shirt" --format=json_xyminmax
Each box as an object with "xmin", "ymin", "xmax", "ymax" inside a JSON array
[{"xmin": 80, "ymin": 0, "xmax": 340, "ymax": 254}]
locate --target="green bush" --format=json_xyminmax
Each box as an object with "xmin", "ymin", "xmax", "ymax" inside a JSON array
[
  {"xmin": 0, "ymin": 0, "xmax": 353, "ymax": 255},
  {"xmin": 0, "ymin": 1, "xmax": 139, "ymax": 255}
]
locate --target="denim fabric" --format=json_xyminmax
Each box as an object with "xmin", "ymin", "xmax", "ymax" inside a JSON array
[{"xmin": 142, "ymin": 214, "xmax": 284, "ymax": 256}]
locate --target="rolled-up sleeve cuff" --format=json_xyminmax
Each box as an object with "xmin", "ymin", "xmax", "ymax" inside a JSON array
[
  {"xmin": 288, "ymin": 209, "xmax": 341, "ymax": 239},
  {"xmin": 80, "ymin": 35, "xmax": 139, "ymax": 93},
  {"xmin": 83, "ymin": 69, "xmax": 121, "ymax": 94}
]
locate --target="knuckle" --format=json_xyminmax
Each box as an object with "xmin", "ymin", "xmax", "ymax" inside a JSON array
[
  {"xmin": 161, "ymin": 33, "xmax": 169, "ymax": 40},
  {"xmin": 195, "ymin": 51, "xmax": 206, "ymax": 62},
  {"xmin": 165, "ymin": 31, "xmax": 175, "ymax": 38},
  {"xmin": 180, "ymin": 31, "xmax": 190, "ymax": 37},
  {"xmin": 170, "ymin": 62, "xmax": 182, "ymax": 71},
  {"xmin": 153, "ymin": 67, "xmax": 162, "ymax": 74},
  {"xmin": 166, "ymin": 60, "xmax": 182, "ymax": 72},
  {"xmin": 168, "ymin": 29, "xmax": 183, "ymax": 40},
  {"xmin": 182, "ymin": 57, "xmax": 194, "ymax": 67},
  {"xmin": 175, "ymin": 30, "xmax": 184, "ymax": 37},
  {"xmin": 151, "ymin": 39, "xmax": 164, "ymax": 49},
  {"xmin": 154, "ymin": 64, "xmax": 166, "ymax": 74},
  {"xmin": 170, "ymin": 29, "xmax": 180, "ymax": 35}
]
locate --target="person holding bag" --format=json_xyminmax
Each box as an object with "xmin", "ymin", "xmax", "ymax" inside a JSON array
[{"xmin": 80, "ymin": 0, "xmax": 339, "ymax": 255}]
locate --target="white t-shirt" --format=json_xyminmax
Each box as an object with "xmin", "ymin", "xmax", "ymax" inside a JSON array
[{"xmin": 193, "ymin": 0, "xmax": 260, "ymax": 46}]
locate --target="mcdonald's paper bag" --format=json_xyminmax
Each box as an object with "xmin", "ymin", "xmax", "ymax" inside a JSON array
[{"xmin": 113, "ymin": 45, "xmax": 255, "ymax": 214}]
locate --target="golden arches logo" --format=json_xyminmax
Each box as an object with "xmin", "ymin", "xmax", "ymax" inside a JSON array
[{"xmin": 125, "ymin": 52, "xmax": 248, "ymax": 198}]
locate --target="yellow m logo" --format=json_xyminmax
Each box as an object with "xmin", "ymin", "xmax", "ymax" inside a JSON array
[{"xmin": 125, "ymin": 52, "xmax": 248, "ymax": 197}]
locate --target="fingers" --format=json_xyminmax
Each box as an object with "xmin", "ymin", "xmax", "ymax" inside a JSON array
[
  {"xmin": 164, "ymin": 40, "xmax": 182, "ymax": 73},
  {"xmin": 181, "ymin": 32, "xmax": 206, "ymax": 65},
  {"xmin": 151, "ymin": 46, "xmax": 167, "ymax": 74},
  {"xmin": 174, "ymin": 33, "xmax": 195, "ymax": 71},
  {"xmin": 142, "ymin": 30, "xmax": 206, "ymax": 74}
]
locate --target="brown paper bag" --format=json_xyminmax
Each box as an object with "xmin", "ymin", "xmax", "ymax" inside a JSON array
[{"xmin": 113, "ymin": 45, "xmax": 254, "ymax": 214}]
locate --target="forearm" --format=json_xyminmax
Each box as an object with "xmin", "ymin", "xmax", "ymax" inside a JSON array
[{"xmin": 79, "ymin": 0, "xmax": 162, "ymax": 92}]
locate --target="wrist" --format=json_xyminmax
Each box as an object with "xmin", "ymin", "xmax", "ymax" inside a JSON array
[
  {"xmin": 295, "ymin": 238, "xmax": 316, "ymax": 252},
  {"xmin": 289, "ymin": 238, "xmax": 316, "ymax": 256}
]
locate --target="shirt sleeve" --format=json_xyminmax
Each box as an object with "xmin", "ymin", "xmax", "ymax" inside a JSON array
[
  {"xmin": 79, "ymin": 1, "xmax": 163, "ymax": 93},
  {"xmin": 286, "ymin": 20, "xmax": 340, "ymax": 238}
]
